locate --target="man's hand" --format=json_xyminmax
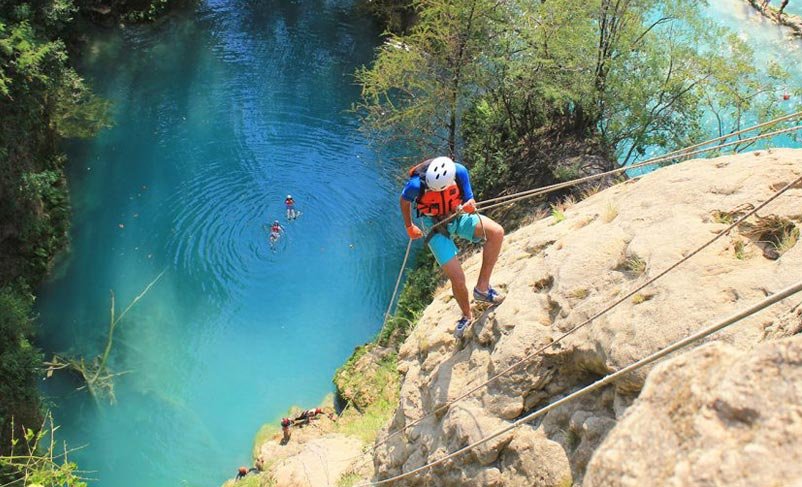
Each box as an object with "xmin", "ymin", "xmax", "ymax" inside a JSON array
[
  {"xmin": 462, "ymin": 199, "xmax": 477, "ymax": 214},
  {"xmin": 406, "ymin": 224, "xmax": 423, "ymax": 240}
]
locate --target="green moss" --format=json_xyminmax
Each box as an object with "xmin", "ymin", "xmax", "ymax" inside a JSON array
[
  {"xmin": 332, "ymin": 347, "xmax": 399, "ymax": 443},
  {"xmin": 251, "ymin": 423, "xmax": 280, "ymax": 459},
  {"xmin": 377, "ymin": 249, "xmax": 440, "ymax": 347},
  {"xmin": 334, "ymin": 347, "xmax": 399, "ymax": 412},
  {"xmin": 337, "ymin": 471, "xmax": 362, "ymax": 487}
]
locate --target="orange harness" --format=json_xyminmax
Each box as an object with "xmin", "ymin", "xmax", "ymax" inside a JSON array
[{"xmin": 409, "ymin": 160, "xmax": 462, "ymax": 217}]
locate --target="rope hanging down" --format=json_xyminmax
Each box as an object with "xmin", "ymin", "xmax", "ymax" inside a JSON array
[
  {"xmin": 361, "ymin": 278, "xmax": 802, "ymax": 486},
  {"xmin": 378, "ymin": 239, "xmax": 413, "ymax": 338},
  {"xmin": 363, "ymin": 171, "xmax": 802, "ymax": 462}
]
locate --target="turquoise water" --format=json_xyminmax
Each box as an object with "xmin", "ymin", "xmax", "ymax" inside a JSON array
[
  {"xmin": 35, "ymin": 1, "xmax": 802, "ymax": 486},
  {"xmin": 36, "ymin": 2, "xmax": 405, "ymax": 486},
  {"xmin": 702, "ymin": 1, "xmax": 802, "ymax": 147}
]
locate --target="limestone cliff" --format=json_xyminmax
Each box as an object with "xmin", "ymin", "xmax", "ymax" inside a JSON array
[
  {"xmin": 242, "ymin": 149, "xmax": 802, "ymax": 486},
  {"xmin": 375, "ymin": 149, "xmax": 802, "ymax": 486}
]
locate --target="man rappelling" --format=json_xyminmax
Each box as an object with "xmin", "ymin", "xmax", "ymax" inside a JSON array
[{"xmin": 400, "ymin": 156, "xmax": 505, "ymax": 338}]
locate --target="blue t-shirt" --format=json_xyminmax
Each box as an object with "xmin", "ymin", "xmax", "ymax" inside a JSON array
[{"xmin": 401, "ymin": 162, "xmax": 474, "ymax": 203}]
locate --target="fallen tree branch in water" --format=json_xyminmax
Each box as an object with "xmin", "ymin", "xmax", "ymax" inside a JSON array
[{"xmin": 44, "ymin": 270, "xmax": 165, "ymax": 405}]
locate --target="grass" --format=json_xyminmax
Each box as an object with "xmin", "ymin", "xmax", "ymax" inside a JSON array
[
  {"xmin": 551, "ymin": 205, "xmax": 566, "ymax": 223},
  {"xmin": 623, "ymin": 255, "xmax": 647, "ymax": 276},
  {"xmin": 335, "ymin": 397, "xmax": 397, "ymax": 444},
  {"xmin": 334, "ymin": 346, "xmax": 399, "ymax": 411},
  {"xmin": 550, "ymin": 194, "xmax": 576, "ymax": 224},
  {"xmin": 569, "ymin": 288, "xmax": 589, "ymax": 299},
  {"xmin": 733, "ymin": 239, "xmax": 748, "ymax": 260},
  {"xmin": 333, "ymin": 348, "xmax": 400, "ymax": 443},
  {"xmin": 739, "ymin": 214, "xmax": 799, "ymax": 257},
  {"xmin": 233, "ymin": 475, "xmax": 274, "ymax": 487},
  {"xmin": 580, "ymin": 182, "xmax": 604, "ymax": 200},
  {"xmin": 571, "ymin": 215, "xmax": 595, "ymax": 229},
  {"xmin": 631, "ymin": 293, "xmax": 654, "ymax": 305},
  {"xmin": 712, "ymin": 203, "xmax": 755, "ymax": 225},
  {"xmin": 337, "ymin": 471, "xmax": 362, "ymax": 487},
  {"xmin": 602, "ymin": 201, "xmax": 618, "ymax": 223},
  {"xmin": 773, "ymin": 225, "xmax": 800, "ymax": 254}
]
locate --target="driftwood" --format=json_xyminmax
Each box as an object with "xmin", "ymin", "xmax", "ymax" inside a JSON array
[{"xmin": 44, "ymin": 271, "xmax": 165, "ymax": 405}]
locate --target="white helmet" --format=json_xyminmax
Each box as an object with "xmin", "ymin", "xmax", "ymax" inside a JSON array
[{"xmin": 425, "ymin": 156, "xmax": 456, "ymax": 191}]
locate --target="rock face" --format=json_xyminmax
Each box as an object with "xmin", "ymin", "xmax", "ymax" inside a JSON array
[
  {"xmin": 373, "ymin": 149, "xmax": 802, "ymax": 485},
  {"xmin": 223, "ymin": 414, "xmax": 369, "ymax": 487},
  {"xmin": 264, "ymin": 434, "xmax": 364, "ymax": 487},
  {"xmin": 585, "ymin": 336, "xmax": 802, "ymax": 486}
]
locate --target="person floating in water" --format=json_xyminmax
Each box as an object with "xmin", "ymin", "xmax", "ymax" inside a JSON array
[
  {"xmin": 400, "ymin": 156, "xmax": 505, "ymax": 339},
  {"xmin": 269, "ymin": 220, "xmax": 284, "ymax": 250},
  {"xmin": 285, "ymin": 194, "xmax": 300, "ymax": 220}
]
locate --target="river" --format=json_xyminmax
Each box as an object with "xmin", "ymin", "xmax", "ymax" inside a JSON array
[
  {"xmin": 35, "ymin": 1, "xmax": 801, "ymax": 486},
  {"xmin": 37, "ymin": 1, "xmax": 405, "ymax": 485}
]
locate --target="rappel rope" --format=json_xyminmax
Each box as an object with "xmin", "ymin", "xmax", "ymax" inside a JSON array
[
  {"xmin": 477, "ymin": 112, "xmax": 802, "ymax": 210},
  {"xmin": 357, "ymin": 173, "xmax": 802, "ymax": 463},
  {"xmin": 359, "ymin": 278, "xmax": 802, "ymax": 486},
  {"xmin": 377, "ymin": 239, "xmax": 413, "ymax": 337},
  {"xmin": 476, "ymin": 122, "xmax": 802, "ymax": 213}
]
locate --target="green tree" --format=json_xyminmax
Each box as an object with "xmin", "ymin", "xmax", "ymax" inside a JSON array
[{"xmin": 356, "ymin": 0, "xmax": 500, "ymax": 157}]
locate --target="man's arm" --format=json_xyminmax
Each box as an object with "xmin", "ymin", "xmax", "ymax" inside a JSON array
[
  {"xmin": 455, "ymin": 163, "xmax": 475, "ymax": 202},
  {"xmin": 400, "ymin": 197, "xmax": 422, "ymax": 239},
  {"xmin": 400, "ymin": 197, "xmax": 413, "ymax": 228}
]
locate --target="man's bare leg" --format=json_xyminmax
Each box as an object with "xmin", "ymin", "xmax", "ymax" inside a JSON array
[
  {"xmin": 442, "ymin": 257, "xmax": 472, "ymax": 320},
  {"xmin": 474, "ymin": 215, "xmax": 504, "ymax": 292}
]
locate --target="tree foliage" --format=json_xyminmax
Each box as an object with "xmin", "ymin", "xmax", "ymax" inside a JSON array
[
  {"xmin": 357, "ymin": 0, "xmax": 799, "ymax": 177},
  {"xmin": 1, "ymin": 1, "xmax": 111, "ymax": 285},
  {"xmin": 355, "ymin": 0, "xmax": 500, "ymax": 157}
]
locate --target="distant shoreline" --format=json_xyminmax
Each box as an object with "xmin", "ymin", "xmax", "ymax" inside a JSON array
[{"xmin": 747, "ymin": 0, "xmax": 802, "ymax": 37}]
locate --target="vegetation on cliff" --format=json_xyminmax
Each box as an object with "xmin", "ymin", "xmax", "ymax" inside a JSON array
[
  {"xmin": 1, "ymin": 1, "xmax": 109, "ymax": 471},
  {"xmin": 0, "ymin": 0, "xmax": 182, "ymax": 482}
]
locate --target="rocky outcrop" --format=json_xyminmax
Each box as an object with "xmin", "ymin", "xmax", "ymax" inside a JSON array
[
  {"xmin": 585, "ymin": 334, "xmax": 802, "ymax": 486},
  {"xmin": 373, "ymin": 149, "xmax": 802, "ymax": 485},
  {"xmin": 261, "ymin": 433, "xmax": 364, "ymax": 487},
  {"xmin": 223, "ymin": 413, "xmax": 370, "ymax": 487}
]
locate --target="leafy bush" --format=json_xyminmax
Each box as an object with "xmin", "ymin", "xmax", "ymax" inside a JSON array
[{"xmin": 0, "ymin": 286, "xmax": 42, "ymax": 463}]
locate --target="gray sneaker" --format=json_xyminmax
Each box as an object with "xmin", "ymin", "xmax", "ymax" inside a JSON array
[
  {"xmin": 454, "ymin": 317, "xmax": 471, "ymax": 339},
  {"xmin": 473, "ymin": 286, "xmax": 505, "ymax": 304}
]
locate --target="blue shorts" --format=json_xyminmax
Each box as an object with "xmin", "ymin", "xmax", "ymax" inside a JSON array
[{"xmin": 422, "ymin": 214, "xmax": 483, "ymax": 266}]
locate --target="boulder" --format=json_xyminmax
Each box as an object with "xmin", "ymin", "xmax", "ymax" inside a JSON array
[{"xmin": 585, "ymin": 336, "xmax": 802, "ymax": 487}]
